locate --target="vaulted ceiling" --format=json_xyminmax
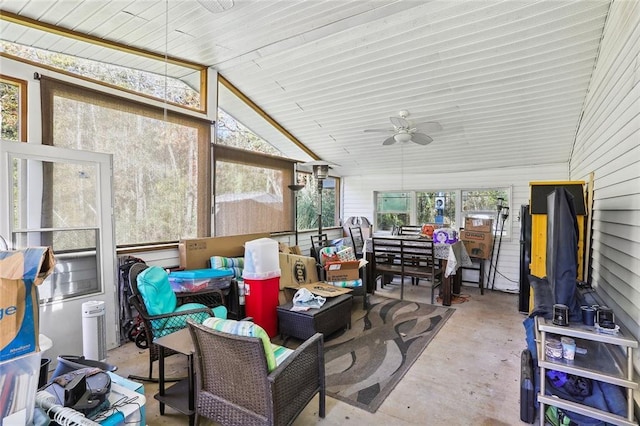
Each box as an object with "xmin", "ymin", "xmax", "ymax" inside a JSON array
[{"xmin": 0, "ymin": 0, "xmax": 611, "ymax": 176}]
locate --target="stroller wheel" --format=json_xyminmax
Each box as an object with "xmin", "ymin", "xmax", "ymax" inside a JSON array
[
  {"xmin": 125, "ymin": 321, "xmax": 137, "ymax": 342},
  {"xmin": 134, "ymin": 329, "xmax": 148, "ymax": 349}
]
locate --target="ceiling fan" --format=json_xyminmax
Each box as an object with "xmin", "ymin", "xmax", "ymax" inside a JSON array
[{"xmin": 364, "ymin": 110, "xmax": 442, "ymax": 146}]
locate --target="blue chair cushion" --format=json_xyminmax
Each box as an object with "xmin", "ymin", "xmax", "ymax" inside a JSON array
[{"xmin": 137, "ymin": 266, "xmax": 177, "ymax": 316}]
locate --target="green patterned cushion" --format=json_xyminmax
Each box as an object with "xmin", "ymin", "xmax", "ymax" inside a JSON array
[
  {"xmin": 327, "ymin": 278, "xmax": 363, "ymax": 288},
  {"xmin": 210, "ymin": 256, "xmax": 244, "ymax": 279},
  {"xmin": 271, "ymin": 343, "xmax": 293, "ymax": 367},
  {"xmin": 202, "ymin": 317, "xmax": 291, "ymax": 371}
]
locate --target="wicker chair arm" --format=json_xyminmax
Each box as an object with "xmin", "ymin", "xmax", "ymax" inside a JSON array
[{"xmin": 268, "ymin": 333, "xmax": 325, "ymax": 423}]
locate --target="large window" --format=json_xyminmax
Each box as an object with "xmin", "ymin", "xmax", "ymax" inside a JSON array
[
  {"xmin": 213, "ymin": 145, "xmax": 294, "ymax": 236},
  {"xmin": 375, "ymin": 191, "xmax": 456, "ymax": 231},
  {"xmin": 40, "ymin": 76, "xmax": 211, "ymax": 245},
  {"xmin": 374, "ymin": 188, "xmax": 510, "ymax": 236}
]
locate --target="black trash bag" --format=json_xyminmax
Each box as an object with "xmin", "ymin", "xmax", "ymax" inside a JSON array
[{"xmin": 546, "ymin": 187, "xmax": 582, "ymax": 322}]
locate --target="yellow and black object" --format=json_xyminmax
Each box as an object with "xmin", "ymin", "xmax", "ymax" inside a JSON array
[{"xmin": 528, "ymin": 181, "xmax": 586, "ymax": 312}]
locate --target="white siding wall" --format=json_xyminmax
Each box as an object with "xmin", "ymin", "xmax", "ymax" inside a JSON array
[
  {"xmin": 342, "ymin": 163, "xmax": 569, "ymax": 292},
  {"xmin": 569, "ymin": 0, "xmax": 640, "ymax": 370}
]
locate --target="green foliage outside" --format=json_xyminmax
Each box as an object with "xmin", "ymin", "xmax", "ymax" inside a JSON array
[{"xmin": 1, "ymin": 81, "xmax": 19, "ymax": 141}]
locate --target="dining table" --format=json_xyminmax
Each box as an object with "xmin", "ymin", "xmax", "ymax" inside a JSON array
[{"xmin": 363, "ymin": 235, "xmax": 472, "ymax": 306}]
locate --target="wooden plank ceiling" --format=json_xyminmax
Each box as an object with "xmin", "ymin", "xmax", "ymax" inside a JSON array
[{"xmin": 0, "ymin": 0, "xmax": 611, "ymax": 176}]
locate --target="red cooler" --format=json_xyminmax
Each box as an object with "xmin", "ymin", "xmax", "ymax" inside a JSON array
[
  {"xmin": 243, "ymin": 276, "xmax": 280, "ymax": 337},
  {"xmin": 242, "ymin": 238, "xmax": 282, "ymax": 337}
]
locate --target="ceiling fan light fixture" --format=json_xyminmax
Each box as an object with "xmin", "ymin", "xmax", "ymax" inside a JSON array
[{"xmin": 394, "ymin": 133, "xmax": 413, "ymax": 143}]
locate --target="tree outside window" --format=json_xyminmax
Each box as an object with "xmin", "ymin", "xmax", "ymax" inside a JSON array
[{"xmin": 1, "ymin": 79, "xmax": 22, "ymax": 141}]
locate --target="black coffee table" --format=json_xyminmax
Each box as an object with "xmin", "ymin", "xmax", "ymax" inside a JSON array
[{"xmin": 277, "ymin": 294, "xmax": 353, "ymax": 340}]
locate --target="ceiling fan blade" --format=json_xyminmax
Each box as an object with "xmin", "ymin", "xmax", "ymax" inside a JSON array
[
  {"xmin": 364, "ymin": 128, "xmax": 394, "ymax": 133},
  {"xmin": 390, "ymin": 117, "xmax": 409, "ymax": 128},
  {"xmin": 411, "ymin": 133, "xmax": 433, "ymax": 145},
  {"xmin": 382, "ymin": 136, "xmax": 397, "ymax": 145},
  {"xmin": 413, "ymin": 121, "xmax": 443, "ymax": 133}
]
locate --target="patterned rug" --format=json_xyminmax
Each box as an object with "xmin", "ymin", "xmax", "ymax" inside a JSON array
[{"xmin": 323, "ymin": 297, "xmax": 455, "ymax": 413}]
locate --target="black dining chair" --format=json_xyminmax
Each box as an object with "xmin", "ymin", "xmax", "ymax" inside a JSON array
[
  {"xmin": 398, "ymin": 225, "xmax": 423, "ymax": 235},
  {"xmin": 348, "ymin": 226, "xmax": 365, "ymax": 259},
  {"xmin": 372, "ymin": 237, "xmax": 442, "ymax": 302}
]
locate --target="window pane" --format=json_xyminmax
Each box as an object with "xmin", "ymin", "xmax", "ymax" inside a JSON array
[
  {"xmin": 217, "ymin": 109, "xmax": 282, "ymax": 156},
  {"xmin": 377, "ymin": 192, "xmax": 410, "ymax": 212},
  {"xmin": 376, "ymin": 213, "xmax": 410, "ymax": 231},
  {"xmin": 0, "ymin": 80, "xmax": 20, "ymax": 141},
  {"xmin": 215, "ymin": 161, "xmax": 287, "ymax": 235},
  {"xmin": 375, "ymin": 192, "xmax": 410, "ymax": 231},
  {"xmin": 42, "ymin": 77, "xmax": 209, "ymax": 245},
  {"xmin": 10, "ymin": 157, "xmax": 102, "ymax": 301},
  {"xmin": 462, "ymin": 189, "xmax": 510, "ymax": 234},
  {"xmin": 14, "ymin": 229, "xmax": 101, "ymax": 302},
  {"xmin": 417, "ymin": 191, "xmax": 457, "ymax": 227}
]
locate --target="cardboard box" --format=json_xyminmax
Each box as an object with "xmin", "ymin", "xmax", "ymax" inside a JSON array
[
  {"xmin": 1, "ymin": 247, "xmax": 55, "ymax": 361},
  {"xmin": 278, "ymin": 243, "xmax": 302, "ymax": 255},
  {"xmin": 299, "ymin": 282, "xmax": 352, "ymax": 297},
  {"xmin": 325, "ymin": 260, "xmax": 363, "ymax": 282},
  {"xmin": 464, "ymin": 217, "xmax": 494, "ymax": 233},
  {"xmin": 280, "ymin": 281, "xmax": 352, "ymax": 305},
  {"xmin": 279, "ymin": 253, "xmax": 318, "ymax": 290},
  {"xmin": 460, "ymin": 230, "xmax": 494, "ymax": 259},
  {"xmin": 179, "ymin": 233, "xmax": 268, "ymax": 270}
]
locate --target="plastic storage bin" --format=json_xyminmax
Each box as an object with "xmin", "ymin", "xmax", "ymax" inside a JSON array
[
  {"xmin": 1, "ymin": 351, "xmax": 41, "ymax": 425},
  {"xmin": 168, "ymin": 269, "xmax": 233, "ymax": 293},
  {"xmin": 243, "ymin": 238, "xmax": 281, "ymax": 279}
]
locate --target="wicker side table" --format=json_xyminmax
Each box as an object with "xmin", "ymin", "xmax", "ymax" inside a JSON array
[{"xmin": 277, "ymin": 294, "xmax": 353, "ymax": 340}]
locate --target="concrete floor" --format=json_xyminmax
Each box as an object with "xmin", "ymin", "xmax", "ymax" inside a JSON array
[{"xmin": 107, "ymin": 282, "xmax": 533, "ymax": 425}]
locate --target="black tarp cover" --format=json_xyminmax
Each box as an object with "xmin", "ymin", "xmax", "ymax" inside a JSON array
[{"xmin": 546, "ymin": 187, "xmax": 582, "ymax": 322}]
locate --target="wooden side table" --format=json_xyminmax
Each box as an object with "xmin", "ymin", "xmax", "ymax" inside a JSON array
[{"xmin": 154, "ymin": 328, "xmax": 195, "ymax": 426}]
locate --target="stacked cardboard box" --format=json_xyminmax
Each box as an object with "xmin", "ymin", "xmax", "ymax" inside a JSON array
[{"xmin": 460, "ymin": 217, "xmax": 494, "ymax": 259}]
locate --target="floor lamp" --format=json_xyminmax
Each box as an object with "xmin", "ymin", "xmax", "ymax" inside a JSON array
[
  {"xmin": 302, "ymin": 160, "xmax": 334, "ymax": 237},
  {"xmin": 490, "ymin": 206, "xmax": 510, "ymax": 290},
  {"xmin": 313, "ymin": 165, "xmax": 328, "ymax": 236},
  {"xmin": 486, "ymin": 197, "xmax": 504, "ymax": 289}
]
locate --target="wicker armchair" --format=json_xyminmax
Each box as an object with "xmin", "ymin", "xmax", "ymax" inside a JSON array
[
  {"xmin": 187, "ymin": 320, "xmax": 326, "ymax": 426},
  {"xmin": 127, "ymin": 263, "xmax": 218, "ymax": 381}
]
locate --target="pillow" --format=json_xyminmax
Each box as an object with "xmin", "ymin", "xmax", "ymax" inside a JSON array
[
  {"xmin": 319, "ymin": 246, "xmax": 339, "ymax": 266},
  {"xmin": 137, "ymin": 266, "xmax": 177, "ymax": 316},
  {"xmin": 337, "ymin": 247, "xmax": 356, "ymax": 261},
  {"xmin": 202, "ymin": 317, "xmax": 277, "ymax": 371},
  {"xmin": 210, "ymin": 256, "xmax": 244, "ymax": 279}
]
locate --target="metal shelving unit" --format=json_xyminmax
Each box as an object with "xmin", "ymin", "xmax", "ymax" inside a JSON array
[{"xmin": 537, "ymin": 317, "xmax": 638, "ymax": 426}]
